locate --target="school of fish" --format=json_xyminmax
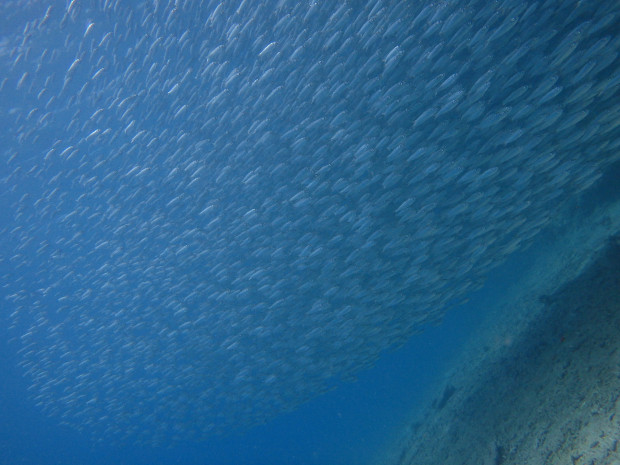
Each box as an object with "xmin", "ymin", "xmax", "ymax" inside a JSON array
[{"xmin": 1, "ymin": 0, "xmax": 619, "ymax": 443}]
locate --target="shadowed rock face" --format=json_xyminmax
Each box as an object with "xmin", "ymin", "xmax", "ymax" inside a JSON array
[
  {"xmin": 432, "ymin": 384, "xmax": 456, "ymax": 411},
  {"xmin": 1, "ymin": 0, "xmax": 619, "ymax": 443}
]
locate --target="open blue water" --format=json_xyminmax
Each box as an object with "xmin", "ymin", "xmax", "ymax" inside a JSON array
[{"xmin": 0, "ymin": 231, "xmax": 544, "ymax": 465}]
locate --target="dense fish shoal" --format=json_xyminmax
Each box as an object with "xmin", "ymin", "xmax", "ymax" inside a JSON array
[{"xmin": 0, "ymin": 0, "xmax": 619, "ymax": 442}]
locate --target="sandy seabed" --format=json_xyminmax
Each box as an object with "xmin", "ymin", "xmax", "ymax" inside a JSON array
[{"xmin": 380, "ymin": 198, "xmax": 620, "ymax": 465}]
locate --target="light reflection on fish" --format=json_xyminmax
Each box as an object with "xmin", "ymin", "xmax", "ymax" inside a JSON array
[{"xmin": 0, "ymin": 0, "xmax": 618, "ymax": 444}]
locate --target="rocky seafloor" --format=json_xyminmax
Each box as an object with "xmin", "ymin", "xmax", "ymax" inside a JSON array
[{"xmin": 380, "ymin": 197, "xmax": 620, "ymax": 465}]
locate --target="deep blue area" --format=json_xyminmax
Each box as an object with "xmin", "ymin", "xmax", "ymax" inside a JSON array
[{"xmin": 0, "ymin": 236, "xmax": 541, "ymax": 465}]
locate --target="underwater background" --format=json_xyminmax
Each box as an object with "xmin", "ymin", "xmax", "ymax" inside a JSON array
[{"xmin": 1, "ymin": 0, "xmax": 619, "ymax": 464}]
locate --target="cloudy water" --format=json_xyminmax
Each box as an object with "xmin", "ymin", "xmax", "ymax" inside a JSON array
[{"xmin": 1, "ymin": 0, "xmax": 619, "ymax": 464}]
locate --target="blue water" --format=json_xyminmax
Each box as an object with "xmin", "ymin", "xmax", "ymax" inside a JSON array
[{"xmin": 0, "ymin": 238, "xmax": 536, "ymax": 465}]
